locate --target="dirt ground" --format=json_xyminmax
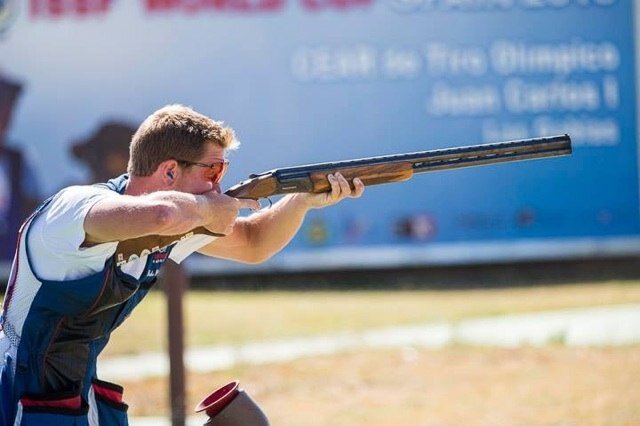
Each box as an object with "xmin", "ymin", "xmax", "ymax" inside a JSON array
[{"xmin": 120, "ymin": 345, "xmax": 640, "ymax": 425}]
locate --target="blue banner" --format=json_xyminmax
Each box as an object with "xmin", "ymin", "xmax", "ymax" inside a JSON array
[{"xmin": 0, "ymin": 0, "xmax": 637, "ymax": 268}]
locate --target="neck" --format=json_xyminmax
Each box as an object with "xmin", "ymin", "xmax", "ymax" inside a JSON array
[{"xmin": 124, "ymin": 175, "xmax": 163, "ymax": 196}]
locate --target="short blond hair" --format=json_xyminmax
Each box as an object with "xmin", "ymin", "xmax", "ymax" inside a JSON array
[{"xmin": 127, "ymin": 104, "xmax": 239, "ymax": 176}]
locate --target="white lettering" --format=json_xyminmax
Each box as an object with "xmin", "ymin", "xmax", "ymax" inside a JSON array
[
  {"xmin": 388, "ymin": 0, "xmax": 512, "ymax": 12},
  {"xmin": 387, "ymin": 0, "xmax": 615, "ymax": 12},
  {"xmin": 291, "ymin": 45, "xmax": 377, "ymax": 82},
  {"xmin": 382, "ymin": 48, "xmax": 422, "ymax": 79},
  {"xmin": 504, "ymin": 78, "xmax": 600, "ymax": 113},
  {"xmin": 533, "ymin": 115, "xmax": 619, "ymax": 146},
  {"xmin": 424, "ymin": 43, "xmax": 488, "ymax": 76},
  {"xmin": 116, "ymin": 232, "xmax": 197, "ymax": 266},
  {"xmin": 520, "ymin": 0, "xmax": 570, "ymax": 8},
  {"xmin": 427, "ymin": 83, "xmax": 501, "ymax": 116},
  {"xmin": 521, "ymin": 0, "xmax": 617, "ymax": 7},
  {"xmin": 602, "ymin": 75, "xmax": 619, "ymax": 109},
  {"xmin": 491, "ymin": 40, "xmax": 620, "ymax": 75}
]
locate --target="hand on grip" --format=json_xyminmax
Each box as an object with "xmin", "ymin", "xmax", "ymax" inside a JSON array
[
  {"xmin": 303, "ymin": 172, "xmax": 365, "ymax": 209},
  {"xmin": 203, "ymin": 192, "xmax": 260, "ymax": 236}
]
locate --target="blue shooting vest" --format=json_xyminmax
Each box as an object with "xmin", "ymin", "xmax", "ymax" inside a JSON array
[{"xmin": 0, "ymin": 174, "xmax": 174, "ymax": 425}]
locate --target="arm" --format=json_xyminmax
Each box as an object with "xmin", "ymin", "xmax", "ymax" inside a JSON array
[
  {"xmin": 198, "ymin": 174, "xmax": 364, "ymax": 263},
  {"xmin": 84, "ymin": 190, "xmax": 258, "ymax": 245}
]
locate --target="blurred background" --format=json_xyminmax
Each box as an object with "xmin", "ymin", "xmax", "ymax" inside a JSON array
[{"xmin": 1, "ymin": 0, "xmax": 639, "ymax": 425}]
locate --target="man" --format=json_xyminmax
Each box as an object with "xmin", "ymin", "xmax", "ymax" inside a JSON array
[{"xmin": 0, "ymin": 104, "xmax": 364, "ymax": 425}]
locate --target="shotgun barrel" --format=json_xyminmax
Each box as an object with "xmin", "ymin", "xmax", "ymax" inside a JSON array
[{"xmin": 225, "ymin": 134, "xmax": 572, "ymax": 199}]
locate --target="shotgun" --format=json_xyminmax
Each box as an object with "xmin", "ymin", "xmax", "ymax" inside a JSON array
[{"xmin": 114, "ymin": 134, "xmax": 571, "ymax": 265}]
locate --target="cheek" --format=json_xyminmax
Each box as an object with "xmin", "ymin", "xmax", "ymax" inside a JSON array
[
  {"xmin": 192, "ymin": 180, "xmax": 215, "ymax": 194},
  {"xmin": 178, "ymin": 172, "xmax": 214, "ymax": 194}
]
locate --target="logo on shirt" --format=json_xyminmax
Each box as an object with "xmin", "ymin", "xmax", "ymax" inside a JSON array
[
  {"xmin": 145, "ymin": 249, "xmax": 174, "ymax": 278},
  {"xmin": 115, "ymin": 231, "xmax": 195, "ymax": 266}
]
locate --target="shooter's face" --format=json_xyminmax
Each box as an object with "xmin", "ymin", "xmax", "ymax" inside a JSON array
[{"xmin": 172, "ymin": 144, "xmax": 227, "ymax": 195}]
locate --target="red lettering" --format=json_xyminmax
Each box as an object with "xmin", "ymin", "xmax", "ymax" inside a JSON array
[
  {"xmin": 145, "ymin": 0, "xmax": 284, "ymax": 12},
  {"xmin": 50, "ymin": 0, "xmax": 64, "ymax": 16},
  {"xmin": 301, "ymin": 0, "xmax": 371, "ymax": 10},
  {"xmin": 30, "ymin": 0, "xmax": 113, "ymax": 18},
  {"xmin": 77, "ymin": 0, "xmax": 90, "ymax": 15},
  {"xmin": 184, "ymin": 0, "xmax": 224, "ymax": 13},
  {"xmin": 204, "ymin": 0, "xmax": 229, "ymax": 11},
  {"xmin": 226, "ymin": 0, "xmax": 252, "ymax": 11},
  {"xmin": 259, "ymin": 0, "xmax": 283, "ymax": 11},
  {"xmin": 301, "ymin": 0, "xmax": 320, "ymax": 10},
  {"xmin": 30, "ymin": 0, "xmax": 42, "ymax": 17},
  {"xmin": 98, "ymin": 0, "xmax": 110, "ymax": 12},
  {"xmin": 146, "ymin": 0, "xmax": 181, "ymax": 11}
]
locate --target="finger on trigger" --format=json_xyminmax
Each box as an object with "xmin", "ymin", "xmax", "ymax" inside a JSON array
[{"xmin": 239, "ymin": 198, "xmax": 260, "ymax": 211}]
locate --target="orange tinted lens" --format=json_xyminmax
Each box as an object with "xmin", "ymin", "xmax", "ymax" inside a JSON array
[{"xmin": 203, "ymin": 161, "xmax": 228, "ymax": 183}]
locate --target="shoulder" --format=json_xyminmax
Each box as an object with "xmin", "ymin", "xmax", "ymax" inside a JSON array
[
  {"xmin": 52, "ymin": 184, "xmax": 117, "ymax": 206},
  {"xmin": 61, "ymin": 184, "xmax": 115, "ymax": 197},
  {"xmin": 39, "ymin": 184, "xmax": 118, "ymax": 225},
  {"xmin": 26, "ymin": 185, "xmax": 120, "ymax": 278}
]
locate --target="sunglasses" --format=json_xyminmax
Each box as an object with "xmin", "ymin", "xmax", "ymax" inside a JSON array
[{"xmin": 175, "ymin": 158, "xmax": 229, "ymax": 184}]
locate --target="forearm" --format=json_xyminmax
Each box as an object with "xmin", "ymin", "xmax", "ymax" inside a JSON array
[
  {"xmin": 241, "ymin": 193, "xmax": 311, "ymax": 262},
  {"xmin": 85, "ymin": 190, "xmax": 212, "ymax": 243},
  {"xmin": 144, "ymin": 191, "xmax": 212, "ymax": 235}
]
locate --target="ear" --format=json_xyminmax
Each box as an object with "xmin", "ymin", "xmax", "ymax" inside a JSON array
[{"xmin": 158, "ymin": 159, "xmax": 179, "ymax": 186}]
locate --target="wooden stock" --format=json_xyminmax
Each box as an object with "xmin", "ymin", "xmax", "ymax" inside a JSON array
[
  {"xmin": 310, "ymin": 162, "xmax": 414, "ymax": 192},
  {"xmin": 224, "ymin": 174, "xmax": 278, "ymax": 199}
]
